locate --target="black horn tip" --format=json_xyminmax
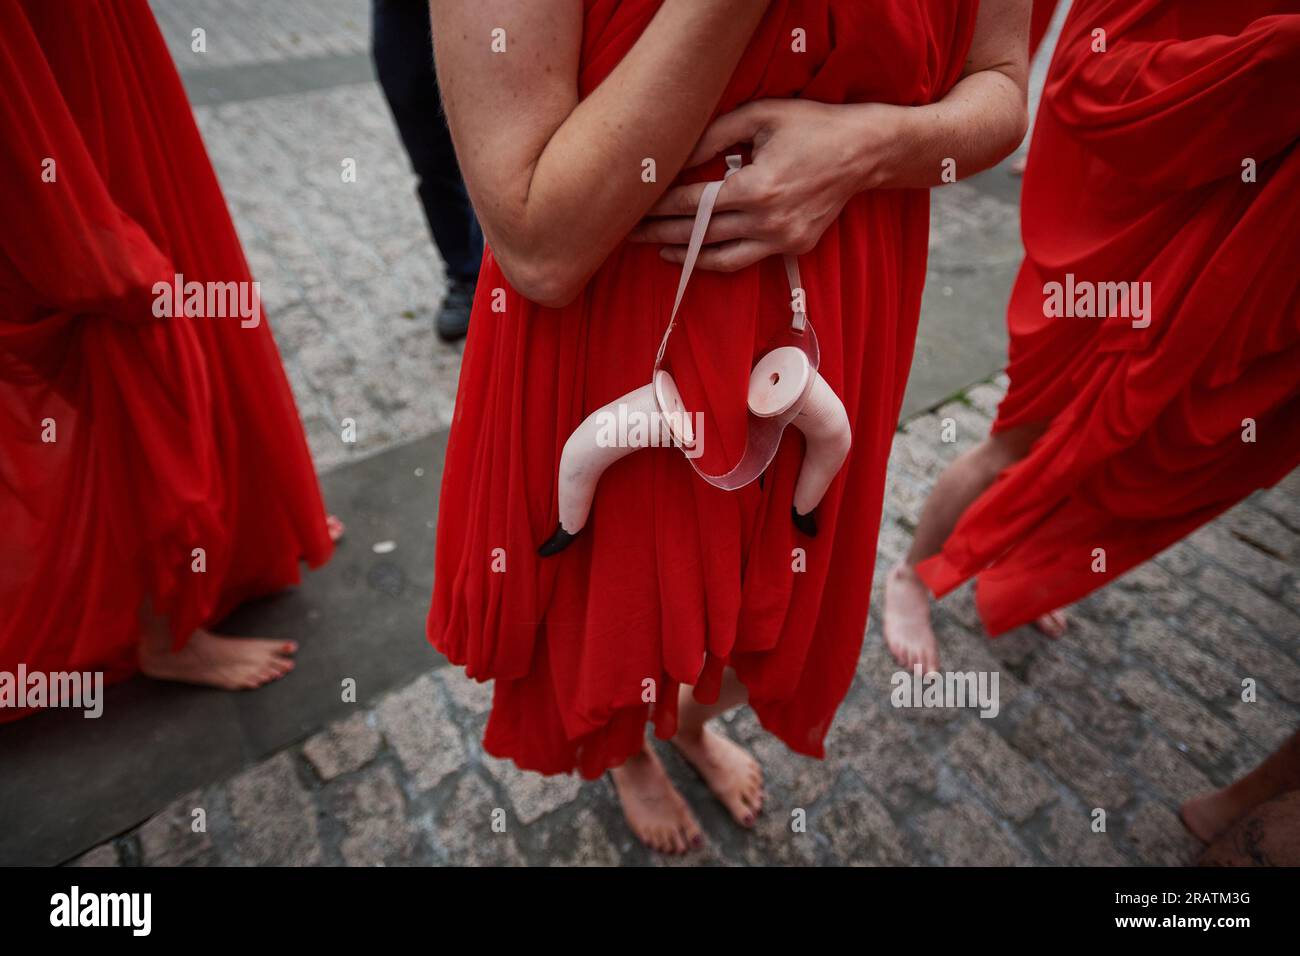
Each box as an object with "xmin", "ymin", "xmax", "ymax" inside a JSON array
[
  {"xmin": 791, "ymin": 505, "xmax": 818, "ymax": 538},
  {"xmin": 537, "ymin": 524, "xmax": 578, "ymax": 557}
]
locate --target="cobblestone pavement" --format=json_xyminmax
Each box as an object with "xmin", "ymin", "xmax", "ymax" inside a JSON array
[
  {"xmin": 151, "ymin": 0, "xmax": 371, "ymax": 69},
  {"xmin": 62, "ymin": 1, "xmax": 1298, "ymax": 866},
  {"xmin": 72, "ymin": 373, "xmax": 1300, "ymax": 867}
]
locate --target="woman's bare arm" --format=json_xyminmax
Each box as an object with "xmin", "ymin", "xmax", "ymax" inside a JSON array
[
  {"xmin": 630, "ymin": 0, "xmax": 1031, "ymax": 271},
  {"xmin": 430, "ymin": 0, "xmax": 769, "ymax": 306},
  {"xmin": 876, "ymin": 0, "xmax": 1031, "ymax": 188}
]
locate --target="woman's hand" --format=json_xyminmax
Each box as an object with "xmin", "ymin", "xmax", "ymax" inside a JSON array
[
  {"xmin": 628, "ymin": 99, "xmax": 903, "ymax": 273},
  {"xmin": 629, "ymin": 0, "xmax": 1030, "ymax": 274}
]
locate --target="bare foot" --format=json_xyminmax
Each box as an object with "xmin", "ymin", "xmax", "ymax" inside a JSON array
[
  {"xmin": 671, "ymin": 724, "xmax": 764, "ymax": 828},
  {"xmin": 1034, "ymin": 609, "xmax": 1068, "ymax": 639},
  {"xmin": 139, "ymin": 628, "xmax": 297, "ymax": 690},
  {"xmin": 1181, "ymin": 788, "xmax": 1249, "ymax": 845},
  {"xmin": 326, "ymin": 514, "xmax": 345, "ymax": 542},
  {"xmin": 883, "ymin": 562, "xmax": 940, "ymax": 673},
  {"xmin": 1197, "ymin": 791, "xmax": 1300, "ymax": 866},
  {"xmin": 610, "ymin": 743, "xmax": 703, "ymax": 854}
]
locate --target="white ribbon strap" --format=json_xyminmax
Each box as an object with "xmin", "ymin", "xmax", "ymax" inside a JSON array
[{"xmin": 654, "ymin": 155, "xmax": 808, "ymax": 370}]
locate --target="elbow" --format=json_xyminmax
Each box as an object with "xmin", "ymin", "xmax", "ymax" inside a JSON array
[
  {"xmin": 1007, "ymin": 104, "xmax": 1030, "ymax": 157},
  {"xmin": 496, "ymin": 250, "xmax": 585, "ymax": 309},
  {"xmin": 981, "ymin": 106, "xmax": 1029, "ymax": 174}
]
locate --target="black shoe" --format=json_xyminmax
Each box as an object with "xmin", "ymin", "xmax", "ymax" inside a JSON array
[{"xmin": 436, "ymin": 277, "xmax": 475, "ymax": 343}]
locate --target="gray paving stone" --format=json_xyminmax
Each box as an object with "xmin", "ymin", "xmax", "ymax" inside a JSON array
[
  {"xmin": 303, "ymin": 711, "xmax": 382, "ymax": 781},
  {"xmin": 740, "ymin": 801, "xmax": 822, "ymax": 866},
  {"xmin": 1189, "ymin": 522, "xmax": 1293, "ymax": 595},
  {"xmin": 1127, "ymin": 618, "xmax": 1239, "ymax": 705},
  {"xmin": 963, "ymin": 382, "xmax": 1004, "ymax": 419},
  {"xmin": 66, "ymin": 844, "xmax": 120, "ymax": 867},
  {"xmin": 1056, "ymin": 610, "xmax": 1125, "ymax": 669},
  {"xmin": 947, "ymin": 722, "xmax": 1057, "ymax": 823},
  {"xmin": 1114, "ymin": 670, "xmax": 1238, "ymax": 765},
  {"xmin": 914, "ymin": 800, "xmax": 1031, "ymax": 866},
  {"xmin": 827, "ymin": 697, "xmax": 940, "ymax": 810},
  {"xmin": 1130, "ymin": 734, "xmax": 1215, "ymax": 807},
  {"xmin": 326, "ymin": 764, "xmax": 421, "ymax": 866},
  {"xmin": 1180, "ymin": 601, "xmax": 1300, "ymax": 704},
  {"xmin": 936, "ymin": 582, "xmax": 987, "ymax": 637},
  {"xmin": 750, "ymin": 729, "xmax": 836, "ymax": 808},
  {"xmin": 1194, "ymin": 564, "xmax": 1300, "ymax": 638},
  {"xmin": 934, "ymin": 400, "xmax": 991, "ymax": 455},
  {"xmin": 1113, "ymin": 561, "xmax": 1197, "ymax": 617},
  {"xmin": 150, "ymin": 0, "xmax": 368, "ymax": 72},
  {"xmin": 482, "ymin": 754, "xmax": 584, "ymax": 825},
  {"xmin": 435, "ymin": 773, "xmax": 526, "ymax": 866},
  {"xmin": 1122, "ymin": 802, "xmax": 1203, "ymax": 867},
  {"xmin": 439, "ymin": 671, "xmax": 494, "ymax": 716},
  {"xmin": 817, "ymin": 783, "xmax": 914, "ymax": 866},
  {"xmin": 537, "ymin": 806, "xmax": 623, "ymax": 867},
  {"xmin": 376, "ymin": 674, "xmax": 466, "ymax": 793},
  {"xmin": 1027, "ymin": 652, "xmax": 1143, "ymax": 746},
  {"xmin": 983, "ymin": 627, "xmax": 1042, "ymax": 671},
  {"xmin": 1257, "ymin": 485, "xmax": 1300, "ymax": 532},
  {"xmin": 1219, "ymin": 499, "xmax": 1300, "ymax": 562},
  {"xmin": 1034, "ymin": 801, "xmax": 1127, "ymax": 867},
  {"xmin": 138, "ymin": 788, "xmax": 214, "ymax": 867},
  {"xmin": 1154, "ymin": 539, "xmax": 1204, "ymax": 579},
  {"xmin": 1011, "ymin": 706, "xmax": 1135, "ymax": 809},
  {"xmin": 227, "ymin": 752, "xmax": 323, "ymax": 866},
  {"xmin": 1223, "ymin": 698, "xmax": 1296, "ymax": 756}
]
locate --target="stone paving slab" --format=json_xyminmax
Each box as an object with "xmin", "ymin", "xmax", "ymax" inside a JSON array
[{"xmin": 150, "ymin": 0, "xmax": 371, "ymax": 71}]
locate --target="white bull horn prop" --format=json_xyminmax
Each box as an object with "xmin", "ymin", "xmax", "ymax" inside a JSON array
[{"xmin": 539, "ymin": 155, "xmax": 850, "ymax": 557}]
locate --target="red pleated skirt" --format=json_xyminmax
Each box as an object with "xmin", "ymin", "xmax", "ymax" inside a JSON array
[{"xmin": 0, "ymin": 0, "xmax": 333, "ymax": 719}]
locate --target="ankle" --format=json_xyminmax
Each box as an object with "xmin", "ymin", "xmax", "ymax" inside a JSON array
[
  {"xmin": 674, "ymin": 724, "xmax": 706, "ymax": 744},
  {"xmin": 890, "ymin": 561, "xmax": 920, "ymax": 582}
]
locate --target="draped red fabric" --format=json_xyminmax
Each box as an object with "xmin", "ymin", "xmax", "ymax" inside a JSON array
[
  {"xmin": 0, "ymin": 0, "xmax": 333, "ymax": 719},
  {"xmin": 429, "ymin": 0, "xmax": 979, "ymax": 778},
  {"xmin": 1030, "ymin": 0, "xmax": 1060, "ymax": 59},
  {"xmin": 918, "ymin": 0, "xmax": 1300, "ymax": 635}
]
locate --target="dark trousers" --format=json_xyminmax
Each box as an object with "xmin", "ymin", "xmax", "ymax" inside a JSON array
[{"xmin": 372, "ymin": 0, "xmax": 483, "ymax": 283}]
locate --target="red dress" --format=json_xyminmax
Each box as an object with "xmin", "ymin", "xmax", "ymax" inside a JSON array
[
  {"xmin": 919, "ymin": 0, "xmax": 1300, "ymax": 635},
  {"xmin": 0, "ymin": 0, "xmax": 333, "ymax": 718},
  {"xmin": 1029, "ymin": 0, "xmax": 1060, "ymax": 58},
  {"xmin": 429, "ymin": 0, "xmax": 979, "ymax": 778}
]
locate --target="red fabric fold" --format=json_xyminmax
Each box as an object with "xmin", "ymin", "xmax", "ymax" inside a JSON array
[
  {"xmin": 0, "ymin": 0, "xmax": 333, "ymax": 719},
  {"xmin": 918, "ymin": 0, "xmax": 1300, "ymax": 636}
]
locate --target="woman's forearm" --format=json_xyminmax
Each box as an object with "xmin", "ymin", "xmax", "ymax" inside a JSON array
[
  {"xmin": 853, "ymin": 69, "xmax": 1029, "ymax": 192},
  {"xmin": 866, "ymin": 0, "xmax": 1030, "ymax": 190},
  {"xmin": 523, "ymin": 1, "xmax": 769, "ymax": 303},
  {"xmin": 435, "ymin": 0, "xmax": 769, "ymax": 307}
]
